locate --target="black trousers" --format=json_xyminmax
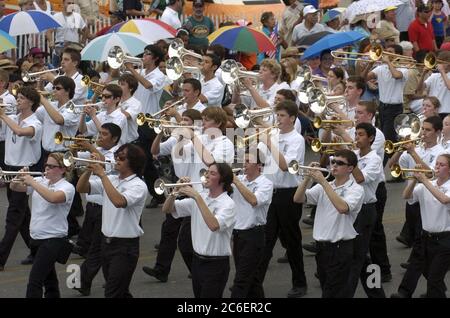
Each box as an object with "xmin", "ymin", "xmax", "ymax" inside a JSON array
[
  {"xmin": 231, "ymin": 226, "xmax": 265, "ymax": 298},
  {"xmin": 370, "ymin": 182, "xmax": 391, "ymax": 275},
  {"xmin": 155, "ymin": 214, "xmax": 193, "ymax": 275},
  {"xmin": 378, "ymin": 102, "xmax": 403, "ymax": 144},
  {"xmin": 137, "ymin": 125, "xmax": 164, "ymax": 203},
  {"xmin": 0, "ymin": 165, "xmax": 36, "ymax": 266},
  {"xmin": 316, "ymin": 239, "xmax": 354, "ymax": 298},
  {"xmin": 346, "ymin": 203, "xmax": 385, "ymax": 298},
  {"xmin": 400, "ymin": 31, "xmax": 409, "ymax": 42},
  {"xmin": 399, "ymin": 202, "xmax": 422, "ymax": 250},
  {"xmin": 76, "ymin": 202, "xmax": 101, "ymax": 254},
  {"xmin": 101, "ymin": 237, "xmax": 140, "ymax": 298},
  {"xmin": 253, "ymin": 188, "xmax": 306, "ymax": 297},
  {"xmin": 80, "ymin": 203, "xmax": 103, "ymax": 291},
  {"xmin": 26, "ymin": 238, "xmax": 66, "ymax": 298},
  {"xmin": 192, "ymin": 253, "xmax": 230, "ymax": 298},
  {"xmin": 422, "ymin": 232, "xmax": 450, "ymax": 298}
]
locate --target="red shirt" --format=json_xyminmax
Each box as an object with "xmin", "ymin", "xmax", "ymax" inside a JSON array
[{"xmin": 408, "ymin": 18, "xmax": 435, "ymax": 51}]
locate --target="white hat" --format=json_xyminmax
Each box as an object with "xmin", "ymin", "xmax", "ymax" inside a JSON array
[{"xmin": 303, "ymin": 5, "xmax": 318, "ymax": 16}]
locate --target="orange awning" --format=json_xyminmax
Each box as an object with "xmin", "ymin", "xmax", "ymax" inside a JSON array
[{"xmin": 319, "ymin": 0, "xmax": 340, "ymax": 9}]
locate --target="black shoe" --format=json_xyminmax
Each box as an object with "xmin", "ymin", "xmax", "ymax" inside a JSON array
[
  {"xmin": 302, "ymin": 217, "xmax": 314, "ymax": 226},
  {"xmin": 142, "ymin": 266, "xmax": 168, "ymax": 282},
  {"xmin": 287, "ymin": 286, "xmax": 307, "ymax": 298},
  {"xmin": 20, "ymin": 254, "xmax": 34, "ymax": 265},
  {"xmin": 302, "ymin": 241, "xmax": 317, "ymax": 253},
  {"xmin": 73, "ymin": 287, "xmax": 90, "ymax": 297},
  {"xmin": 154, "ymin": 243, "xmax": 159, "ymax": 250},
  {"xmin": 381, "ymin": 273, "xmax": 392, "ymax": 283},
  {"xmin": 277, "ymin": 253, "xmax": 288, "ymax": 263},
  {"xmin": 390, "ymin": 292, "xmax": 408, "ymax": 298},
  {"xmin": 400, "ymin": 262, "xmax": 410, "ymax": 269},
  {"xmin": 396, "ymin": 235, "xmax": 412, "ymax": 248},
  {"xmin": 72, "ymin": 244, "xmax": 86, "ymax": 258}
]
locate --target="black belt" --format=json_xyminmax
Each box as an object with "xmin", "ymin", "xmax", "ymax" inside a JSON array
[
  {"xmin": 233, "ymin": 224, "xmax": 265, "ymax": 233},
  {"xmin": 316, "ymin": 239, "xmax": 354, "ymax": 248},
  {"xmin": 422, "ymin": 230, "xmax": 450, "ymax": 240},
  {"xmin": 103, "ymin": 236, "xmax": 139, "ymax": 244},
  {"xmin": 193, "ymin": 251, "xmax": 229, "ymax": 261}
]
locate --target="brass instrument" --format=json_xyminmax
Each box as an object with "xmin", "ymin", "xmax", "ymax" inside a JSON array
[
  {"xmin": 136, "ymin": 113, "xmax": 172, "ymax": 127},
  {"xmin": 168, "ymin": 38, "xmax": 203, "ymax": 61},
  {"xmin": 166, "ymin": 56, "xmax": 201, "ymax": 81},
  {"xmin": 80, "ymin": 75, "xmax": 105, "ymax": 95},
  {"xmin": 63, "ymin": 151, "xmax": 114, "ymax": 169},
  {"xmin": 311, "ymin": 138, "xmax": 354, "ymax": 154},
  {"xmin": 107, "ymin": 46, "xmax": 143, "ymax": 71},
  {"xmin": 66, "ymin": 101, "xmax": 104, "ymax": 114},
  {"xmin": 394, "ymin": 113, "xmax": 422, "ymax": 139},
  {"xmin": 154, "ymin": 178, "xmax": 204, "ymax": 196},
  {"xmin": 235, "ymin": 126, "xmax": 278, "ymax": 149},
  {"xmin": 147, "ymin": 98, "xmax": 186, "ymax": 120},
  {"xmin": 308, "ymin": 88, "xmax": 346, "ymax": 116},
  {"xmin": 233, "ymin": 104, "xmax": 274, "ymax": 129},
  {"xmin": 424, "ymin": 52, "xmax": 450, "ymax": 70},
  {"xmin": 54, "ymin": 132, "xmax": 95, "ymax": 150},
  {"xmin": 390, "ymin": 164, "xmax": 434, "ymax": 179},
  {"xmin": 384, "ymin": 138, "xmax": 423, "ymax": 154},
  {"xmin": 221, "ymin": 59, "xmax": 260, "ymax": 91},
  {"xmin": 288, "ymin": 160, "xmax": 331, "ymax": 179},
  {"xmin": 22, "ymin": 67, "xmax": 62, "ymax": 82},
  {"xmin": 0, "ymin": 168, "xmax": 45, "ymax": 183},
  {"xmin": 0, "ymin": 103, "xmax": 16, "ymax": 115},
  {"xmin": 313, "ymin": 117, "xmax": 354, "ymax": 129},
  {"xmin": 331, "ymin": 44, "xmax": 415, "ymax": 64},
  {"xmin": 153, "ymin": 123, "xmax": 196, "ymax": 137}
]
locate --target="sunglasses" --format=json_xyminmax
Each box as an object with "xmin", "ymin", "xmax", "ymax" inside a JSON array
[
  {"xmin": 101, "ymin": 94, "xmax": 113, "ymax": 99},
  {"xmin": 331, "ymin": 159, "xmax": 349, "ymax": 166},
  {"xmin": 45, "ymin": 164, "xmax": 61, "ymax": 169},
  {"xmin": 53, "ymin": 86, "xmax": 63, "ymax": 91}
]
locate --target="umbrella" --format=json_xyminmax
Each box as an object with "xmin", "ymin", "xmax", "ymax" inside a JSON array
[
  {"xmin": 81, "ymin": 33, "xmax": 148, "ymax": 62},
  {"xmin": 294, "ymin": 31, "xmax": 331, "ymax": 47},
  {"xmin": 207, "ymin": 25, "xmax": 275, "ymax": 53},
  {"xmin": 321, "ymin": 10, "xmax": 342, "ymax": 24},
  {"xmin": 301, "ymin": 31, "xmax": 366, "ymax": 60},
  {"xmin": 107, "ymin": 18, "xmax": 176, "ymax": 42},
  {"xmin": 0, "ymin": 29, "xmax": 16, "ymax": 52},
  {"xmin": 0, "ymin": 10, "xmax": 61, "ymax": 36},
  {"xmin": 344, "ymin": 0, "xmax": 403, "ymax": 23}
]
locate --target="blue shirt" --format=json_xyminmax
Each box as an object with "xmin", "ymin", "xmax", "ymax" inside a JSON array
[{"xmin": 431, "ymin": 13, "xmax": 447, "ymax": 37}]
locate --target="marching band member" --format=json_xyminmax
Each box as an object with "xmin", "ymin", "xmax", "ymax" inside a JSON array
[
  {"xmin": 0, "ymin": 69, "xmax": 16, "ymax": 171},
  {"xmin": 255, "ymin": 100, "xmax": 307, "ymax": 298},
  {"xmin": 294, "ymin": 149, "xmax": 365, "ymax": 298},
  {"xmin": 165, "ymin": 78, "xmax": 205, "ymax": 123},
  {"xmin": 162, "ymin": 163, "xmax": 235, "ymax": 298},
  {"xmin": 78, "ymin": 84, "xmax": 127, "ymax": 145},
  {"xmin": 10, "ymin": 153, "xmax": 74, "ymax": 298},
  {"xmin": 118, "ymin": 74, "xmax": 142, "ymax": 144},
  {"xmin": 199, "ymin": 53, "xmax": 224, "ymax": 107},
  {"xmin": 0, "ymin": 86, "xmax": 42, "ymax": 271},
  {"xmin": 442, "ymin": 114, "xmax": 450, "ymax": 150},
  {"xmin": 230, "ymin": 151, "xmax": 273, "ymax": 298},
  {"xmin": 76, "ymin": 143, "xmax": 148, "ymax": 298}
]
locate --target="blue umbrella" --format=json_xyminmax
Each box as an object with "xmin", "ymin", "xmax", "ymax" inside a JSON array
[
  {"xmin": 301, "ymin": 31, "xmax": 367, "ymax": 60},
  {"xmin": 0, "ymin": 10, "xmax": 61, "ymax": 36}
]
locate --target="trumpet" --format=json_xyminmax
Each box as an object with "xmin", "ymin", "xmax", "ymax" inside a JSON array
[
  {"xmin": 63, "ymin": 151, "xmax": 114, "ymax": 168},
  {"xmin": 221, "ymin": 59, "xmax": 260, "ymax": 89},
  {"xmin": 22, "ymin": 67, "xmax": 62, "ymax": 82},
  {"xmin": 236, "ymin": 126, "xmax": 278, "ymax": 149},
  {"xmin": 154, "ymin": 178, "xmax": 204, "ymax": 196},
  {"xmin": 107, "ymin": 46, "xmax": 143, "ymax": 71},
  {"xmin": 54, "ymin": 132, "xmax": 95, "ymax": 150},
  {"xmin": 311, "ymin": 138, "xmax": 355, "ymax": 154},
  {"xmin": 0, "ymin": 168, "xmax": 45, "ymax": 183},
  {"xmin": 166, "ymin": 56, "xmax": 201, "ymax": 81},
  {"xmin": 148, "ymin": 98, "xmax": 186, "ymax": 120},
  {"xmin": 136, "ymin": 113, "xmax": 172, "ymax": 127},
  {"xmin": 66, "ymin": 101, "xmax": 104, "ymax": 114},
  {"xmin": 233, "ymin": 104, "xmax": 274, "ymax": 129},
  {"xmin": 154, "ymin": 123, "xmax": 196, "ymax": 137},
  {"xmin": 313, "ymin": 117, "xmax": 354, "ymax": 129},
  {"xmin": 0, "ymin": 103, "xmax": 16, "ymax": 115},
  {"xmin": 394, "ymin": 113, "xmax": 422, "ymax": 139},
  {"xmin": 424, "ymin": 52, "xmax": 450, "ymax": 70},
  {"xmin": 80, "ymin": 75, "xmax": 105, "ymax": 94},
  {"xmin": 390, "ymin": 164, "xmax": 435, "ymax": 180},
  {"xmin": 308, "ymin": 88, "xmax": 346, "ymax": 115},
  {"xmin": 168, "ymin": 38, "xmax": 203, "ymax": 61},
  {"xmin": 288, "ymin": 160, "xmax": 331, "ymax": 179},
  {"xmin": 384, "ymin": 138, "xmax": 422, "ymax": 154}
]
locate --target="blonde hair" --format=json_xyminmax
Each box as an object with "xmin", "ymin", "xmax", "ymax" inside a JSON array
[
  {"xmin": 47, "ymin": 153, "xmax": 72, "ymax": 180},
  {"xmin": 260, "ymin": 59, "xmax": 282, "ymax": 81}
]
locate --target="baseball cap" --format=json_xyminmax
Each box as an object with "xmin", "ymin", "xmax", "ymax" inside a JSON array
[
  {"xmin": 193, "ymin": 0, "xmax": 204, "ymax": 7},
  {"xmin": 384, "ymin": 6, "xmax": 397, "ymax": 12},
  {"xmin": 303, "ymin": 5, "xmax": 318, "ymax": 16},
  {"xmin": 29, "ymin": 47, "xmax": 49, "ymax": 57}
]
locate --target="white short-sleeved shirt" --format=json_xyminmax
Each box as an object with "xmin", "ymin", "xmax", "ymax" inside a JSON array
[
  {"xmin": 408, "ymin": 179, "xmax": 450, "ymax": 233},
  {"xmin": 52, "ymin": 12, "xmax": 86, "ymax": 44},
  {"xmin": 35, "ymin": 101, "xmax": 79, "ymax": 152},
  {"xmin": 306, "ymin": 178, "xmax": 365, "ymax": 242},
  {"xmin": 90, "ymin": 174, "xmax": 147, "ymax": 238},
  {"xmin": 28, "ymin": 177, "xmax": 75, "ymax": 240},
  {"xmin": 424, "ymin": 72, "xmax": 450, "ymax": 113},
  {"xmin": 176, "ymin": 100, "xmax": 206, "ymax": 115},
  {"xmin": 160, "ymin": 6, "xmax": 181, "ymax": 29},
  {"xmin": 200, "ymin": 76, "xmax": 224, "ymax": 107},
  {"xmin": 120, "ymin": 96, "xmax": 142, "ymax": 143},
  {"xmin": 354, "ymin": 149, "xmax": 382, "ymax": 204},
  {"xmin": 173, "ymin": 191, "xmax": 235, "ymax": 256},
  {"xmin": 45, "ymin": 72, "xmax": 87, "ymax": 105},
  {"xmin": 86, "ymin": 108, "xmax": 127, "ymax": 145},
  {"xmin": 157, "ymin": 136, "xmax": 191, "ymax": 179},
  {"xmin": 258, "ymin": 129, "xmax": 305, "ymax": 189},
  {"xmin": 0, "ymin": 90, "xmax": 17, "ymax": 142},
  {"xmin": 2, "ymin": 113, "xmax": 42, "ymax": 166},
  {"xmin": 134, "ymin": 67, "xmax": 166, "ymax": 115},
  {"xmin": 250, "ymin": 82, "xmax": 280, "ymax": 109},
  {"xmin": 372, "ymin": 64, "xmax": 409, "ymax": 104},
  {"xmin": 231, "ymin": 174, "xmax": 273, "ymax": 230},
  {"xmin": 399, "ymin": 144, "xmax": 445, "ymax": 171},
  {"xmin": 291, "ymin": 22, "xmax": 326, "ymax": 46}
]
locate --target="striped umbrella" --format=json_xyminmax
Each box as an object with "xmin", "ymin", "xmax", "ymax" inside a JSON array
[
  {"xmin": 0, "ymin": 10, "xmax": 61, "ymax": 36},
  {"xmin": 208, "ymin": 26, "xmax": 276, "ymax": 53},
  {"xmin": 107, "ymin": 18, "xmax": 176, "ymax": 42},
  {"xmin": 0, "ymin": 29, "xmax": 16, "ymax": 52}
]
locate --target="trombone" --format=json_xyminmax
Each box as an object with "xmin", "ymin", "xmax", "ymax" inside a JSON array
[
  {"xmin": 288, "ymin": 160, "xmax": 331, "ymax": 179},
  {"xmin": 233, "ymin": 104, "xmax": 274, "ymax": 129},
  {"xmin": 424, "ymin": 52, "xmax": 450, "ymax": 70},
  {"xmin": 107, "ymin": 46, "xmax": 143, "ymax": 71},
  {"xmin": 311, "ymin": 138, "xmax": 354, "ymax": 154},
  {"xmin": 236, "ymin": 126, "xmax": 278, "ymax": 149},
  {"xmin": 63, "ymin": 152, "xmax": 114, "ymax": 169},
  {"xmin": 331, "ymin": 44, "xmax": 415, "ymax": 64},
  {"xmin": 390, "ymin": 164, "xmax": 434, "ymax": 180},
  {"xmin": 80, "ymin": 75, "xmax": 105, "ymax": 95},
  {"xmin": 154, "ymin": 178, "xmax": 204, "ymax": 196},
  {"xmin": 384, "ymin": 138, "xmax": 422, "ymax": 154},
  {"xmin": 136, "ymin": 113, "xmax": 172, "ymax": 127},
  {"xmin": 22, "ymin": 67, "xmax": 62, "ymax": 82},
  {"xmin": 66, "ymin": 101, "xmax": 104, "ymax": 114},
  {"xmin": 168, "ymin": 38, "xmax": 203, "ymax": 61},
  {"xmin": 312, "ymin": 117, "xmax": 354, "ymax": 129},
  {"xmin": 0, "ymin": 103, "xmax": 16, "ymax": 115},
  {"xmin": 0, "ymin": 168, "xmax": 45, "ymax": 183},
  {"xmin": 166, "ymin": 56, "xmax": 201, "ymax": 81},
  {"xmin": 54, "ymin": 132, "xmax": 95, "ymax": 150}
]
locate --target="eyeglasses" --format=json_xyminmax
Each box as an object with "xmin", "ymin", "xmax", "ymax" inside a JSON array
[
  {"xmin": 101, "ymin": 94, "xmax": 113, "ymax": 99},
  {"xmin": 331, "ymin": 159, "xmax": 349, "ymax": 166},
  {"xmin": 53, "ymin": 86, "xmax": 63, "ymax": 91},
  {"xmin": 44, "ymin": 164, "xmax": 61, "ymax": 169},
  {"xmin": 114, "ymin": 153, "xmax": 127, "ymax": 161}
]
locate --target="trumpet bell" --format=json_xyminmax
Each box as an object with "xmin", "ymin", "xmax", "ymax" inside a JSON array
[
  {"xmin": 298, "ymin": 80, "xmax": 315, "ymax": 104},
  {"xmin": 54, "ymin": 132, "xmax": 63, "ymax": 145},
  {"xmin": 384, "ymin": 140, "xmax": 395, "ymax": 154},
  {"xmin": 424, "ymin": 53, "xmax": 436, "ymax": 70},
  {"xmin": 288, "ymin": 161, "xmax": 299, "ymax": 175},
  {"xmin": 311, "ymin": 139, "xmax": 322, "ymax": 152},
  {"xmin": 369, "ymin": 44, "xmax": 383, "ymax": 61},
  {"xmin": 107, "ymin": 46, "xmax": 124, "ymax": 70},
  {"xmin": 234, "ymin": 104, "xmax": 251, "ymax": 129},
  {"xmin": 308, "ymin": 88, "xmax": 327, "ymax": 114},
  {"xmin": 63, "ymin": 152, "xmax": 74, "ymax": 167},
  {"xmin": 81, "ymin": 75, "xmax": 90, "ymax": 87},
  {"xmin": 221, "ymin": 60, "xmax": 239, "ymax": 85},
  {"xmin": 166, "ymin": 56, "xmax": 184, "ymax": 81},
  {"xmin": 136, "ymin": 113, "xmax": 151, "ymax": 126},
  {"xmin": 154, "ymin": 178, "xmax": 166, "ymax": 195},
  {"xmin": 391, "ymin": 164, "xmax": 402, "ymax": 178}
]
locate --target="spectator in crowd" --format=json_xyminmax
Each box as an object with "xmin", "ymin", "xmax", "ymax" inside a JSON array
[
  {"xmin": 291, "ymin": 5, "xmax": 325, "ymax": 46},
  {"xmin": 182, "ymin": 0, "xmax": 214, "ymax": 51},
  {"xmin": 279, "ymin": 0, "xmax": 303, "ymax": 47},
  {"xmin": 431, "ymin": 0, "xmax": 448, "ymax": 49},
  {"xmin": 408, "ymin": 2, "xmax": 438, "ymax": 53}
]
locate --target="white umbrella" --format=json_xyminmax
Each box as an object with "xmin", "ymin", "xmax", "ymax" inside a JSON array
[{"xmin": 344, "ymin": 0, "xmax": 404, "ymax": 24}]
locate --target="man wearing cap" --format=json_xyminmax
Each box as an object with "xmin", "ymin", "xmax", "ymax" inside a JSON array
[
  {"xmin": 408, "ymin": 3, "xmax": 438, "ymax": 52},
  {"xmin": 291, "ymin": 5, "xmax": 325, "ymax": 46},
  {"xmin": 182, "ymin": 0, "xmax": 214, "ymax": 51},
  {"xmin": 160, "ymin": 0, "xmax": 182, "ymax": 30},
  {"xmin": 27, "ymin": 47, "xmax": 53, "ymax": 70}
]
